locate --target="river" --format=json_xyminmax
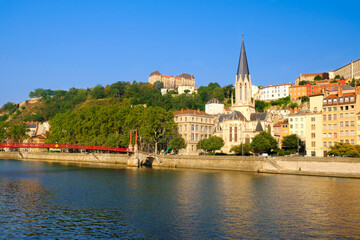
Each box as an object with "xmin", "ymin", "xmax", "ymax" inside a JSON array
[{"xmin": 1, "ymin": 159, "xmax": 360, "ymax": 239}]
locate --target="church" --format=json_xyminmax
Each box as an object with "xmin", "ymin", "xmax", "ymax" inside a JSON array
[{"xmin": 214, "ymin": 38, "xmax": 273, "ymax": 153}]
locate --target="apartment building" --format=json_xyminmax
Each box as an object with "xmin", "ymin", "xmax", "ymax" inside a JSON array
[
  {"xmin": 259, "ymin": 83, "xmax": 291, "ymax": 101},
  {"xmin": 289, "ymin": 112, "xmax": 306, "ymax": 140},
  {"xmin": 173, "ymin": 109, "xmax": 215, "ymax": 155},
  {"xmin": 289, "ymin": 85, "xmax": 307, "ymax": 100},
  {"xmin": 322, "ymin": 85, "xmax": 360, "ymax": 154},
  {"xmin": 331, "ymin": 59, "xmax": 360, "ymax": 80}
]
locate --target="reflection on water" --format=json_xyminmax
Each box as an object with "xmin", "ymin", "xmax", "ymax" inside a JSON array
[{"xmin": 1, "ymin": 159, "xmax": 360, "ymax": 239}]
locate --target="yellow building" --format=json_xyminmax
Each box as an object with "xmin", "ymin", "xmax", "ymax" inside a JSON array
[
  {"xmin": 173, "ymin": 109, "xmax": 215, "ymax": 155},
  {"xmin": 357, "ymin": 112, "xmax": 360, "ymax": 144},
  {"xmin": 322, "ymin": 85, "xmax": 360, "ymax": 154}
]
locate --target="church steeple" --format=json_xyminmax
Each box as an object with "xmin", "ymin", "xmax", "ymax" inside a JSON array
[{"xmin": 236, "ymin": 36, "xmax": 250, "ymax": 80}]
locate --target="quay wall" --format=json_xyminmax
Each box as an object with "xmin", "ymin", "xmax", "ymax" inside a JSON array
[{"xmin": 1, "ymin": 152, "xmax": 360, "ymax": 178}]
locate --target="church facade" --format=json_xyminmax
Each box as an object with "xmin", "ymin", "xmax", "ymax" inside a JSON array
[{"xmin": 214, "ymin": 38, "xmax": 273, "ymax": 153}]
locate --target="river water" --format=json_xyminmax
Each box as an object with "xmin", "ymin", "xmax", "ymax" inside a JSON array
[{"xmin": 1, "ymin": 159, "xmax": 360, "ymax": 239}]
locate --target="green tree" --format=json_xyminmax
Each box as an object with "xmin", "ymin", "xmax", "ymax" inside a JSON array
[
  {"xmin": 300, "ymin": 96, "xmax": 309, "ymax": 103},
  {"xmin": 0, "ymin": 122, "xmax": 8, "ymax": 142},
  {"xmin": 197, "ymin": 136, "xmax": 224, "ymax": 154},
  {"xmin": 299, "ymin": 80, "xmax": 308, "ymax": 85},
  {"xmin": 314, "ymin": 75, "xmax": 323, "ymax": 81},
  {"xmin": 90, "ymin": 85, "xmax": 106, "ymax": 99},
  {"xmin": 251, "ymin": 131, "xmax": 278, "ymax": 155},
  {"xmin": 282, "ymin": 134, "xmax": 302, "ymax": 150},
  {"xmin": 334, "ymin": 75, "xmax": 341, "ymax": 79},
  {"xmin": 6, "ymin": 123, "xmax": 29, "ymax": 142},
  {"xmin": 289, "ymin": 102, "xmax": 298, "ymax": 109},
  {"xmin": 230, "ymin": 143, "xmax": 252, "ymax": 155},
  {"xmin": 327, "ymin": 143, "xmax": 360, "ymax": 157},
  {"xmin": 139, "ymin": 106, "xmax": 177, "ymax": 154},
  {"xmin": 169, "ymin": 136, "xmax": 187, "ymax": 153},
  {"xmin": 153, "ymin": 81, "xmax": 164, "ymax": 91}
]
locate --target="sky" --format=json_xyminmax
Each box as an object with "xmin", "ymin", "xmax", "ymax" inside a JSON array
[{"xmin": 1, "ymin": 0, "xmax": 360, "ymax": 106}]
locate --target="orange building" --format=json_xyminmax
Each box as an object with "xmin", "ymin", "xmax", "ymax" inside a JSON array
[{"xmin": 289, "ymin": 85, "xmax": 307, "ymax": 100}]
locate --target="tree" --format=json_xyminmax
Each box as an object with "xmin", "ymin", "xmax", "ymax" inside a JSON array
[
  {"xmin": 153, "ymin": 81, "xmax": 164, "ymax": 91},
  {"xmin": 184, "ymin": 89, "xmax": 190, "ymax": 94},
  {"xmin": 90, "ymin": 85, "xmax": 105, "ymax": 99},
  {"xmin": 139, "ymin": 106, "xmax": 177, "ymax": 154},
  {"xmin": 282, "ymin": 134, "xmax": 302, "ymax": 150},
  {"xmin": 299, "ymin": 80, "xmax": 308, "ymax": 85},
  {"xmin": 197, "ymin": 136, "xmax": 224, "ymax": 154},
  {"xmin": 314, "ymin": 75, "xmax": 323, "ymax": 81},
  {"xmin": 169, "ymin": 136, "xmax": 187, "ymax": 153},
  {"xmin": 289, "ymin": 102, "xmax": 298, "ymax": 109},
  {"xmin": 0, "ymin": 122, "xmax": 7, "ymax": 142},
  {"xmin": 300, "ymin": 96, "xmax": 309, "ymax": 103},
  {"xmin": 334, "ymin": 75, "xmax": 341, "ymax": 80},
  {"xmin": 327, "ymin": 143, "xmax": 360, "ymax": 157},
  {"xmin": 230, "ymin": 143, "xmax": 252, "ymax": 155},
  {"xmin": 251, "ymin": 131, "xmax": 278, "ymax": 155},
  {"xmin": 6, "ymin": 123, "xmax": 29, "ymax": 142}
]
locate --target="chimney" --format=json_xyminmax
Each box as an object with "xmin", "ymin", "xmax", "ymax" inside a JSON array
[
  {"xmin": 356, "ymin": 86, "xmax": 360, "ymax": 95},
  {"xmin": 197, "ymin": 109, "xmax": 200, "ymax": 112},
  {"xmin": 181, "ymin": 108, "xmax": 184, "ymax": 113},
  {"xmin": 338, "ymin": 85, "xmax": 343, "ymax": 97},
  {"xmin": 339, "ymin": 79, "xmax": 346, "ymax": 85},
  {"xmin": 294, "ymin": 107, "xmax": 298, "ymax": 113}
]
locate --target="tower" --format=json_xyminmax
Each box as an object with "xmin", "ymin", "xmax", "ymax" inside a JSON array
[{"xmin": 232, "ymin": 36, "xmax": 255, "ymax": 119}]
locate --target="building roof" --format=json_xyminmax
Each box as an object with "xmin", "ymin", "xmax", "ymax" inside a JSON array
[
  {"xmin": 218, "ymin": 110, "xmax": 246, "ymax": 122},
  {"xmin": 255, "ymin": 121, "xmax": 263, "ymax": 132},
  {"xmin": 260, "ymin": 83, "xmax": 292, "ymax": 89},
  {"xmin": 28, "ymin": 124, "xmax": 37, "ymax": 128},
  {"xmin": 250, "ymin": 112, "xmax": 267, "ymax": 121},
  {"xmin": 173, "ymin": 109, "xmax": 211, "ymax": 117},
  {"xmin": 206, "ymin": 98, "xmax": 223, "ymax": 104},
  {"xmin": 329, "ymin": 84, "xmax": 354, "ymax": 91},
  {"xmin": 300, "ymin": 73, "xmax": 323, "ymax": 77},
  {"xmin": 236, "ymin": 37, "xmax": 250, "ymax": 79}
]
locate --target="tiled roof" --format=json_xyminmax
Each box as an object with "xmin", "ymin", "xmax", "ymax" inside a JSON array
[
  {"xmin": 329, "ymin": 84, "xmax": 354, "ymax": 91},
  {"xmin": 250, "ymin": 112, "xmax": 268, "ymax": 121},
  {"xmin": 300, "ymin": 73, "xmax": 323, "ymax": 77},
  {"xmin": 261, "ymin": 83, "xmax": 291, "ymax": 89},
  {"xmin": 174, "ymin": 109, "xmax": 211, "ymax": 117}
]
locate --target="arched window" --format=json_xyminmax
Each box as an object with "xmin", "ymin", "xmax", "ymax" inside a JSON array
[
  {"xmin": 239, "ymin": 84, "xmax": 242, "ymax": 101},
  {"xmin": 244, "ymin": 83, "xmax": 247, "ymax": 100}
]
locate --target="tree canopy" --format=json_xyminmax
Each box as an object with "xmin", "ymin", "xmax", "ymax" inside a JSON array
[
  {"xmin": 251, "ymin": 131, "xmax": 278, "ymax": 154},
  {"xmin": 197, "ymin": 136, "xmax": 224, "ymax": 154},
  {"xmin": 327, "ymin": 143, "xmax": 360, "ymax": 157},
  {"xmin": 169, "ymin": 136, "xmax": 187, "ymax": 153}
]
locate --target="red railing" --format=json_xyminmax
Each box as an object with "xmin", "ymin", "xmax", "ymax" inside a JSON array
[{"xmin": 0, "ymin": 142, "xmax": 134, "ymax": 153}]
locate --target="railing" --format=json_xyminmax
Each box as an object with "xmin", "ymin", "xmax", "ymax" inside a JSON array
[{"xmin": 0, "ymin": 142, "xmax": 134, "ymax": 153}]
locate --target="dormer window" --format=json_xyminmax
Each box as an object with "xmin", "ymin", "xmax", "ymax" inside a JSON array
[
  {"xmin": 345, "ymin": 98, "xmax": 349, "ymax": 102},
  {"xmin": 333, "ymin": 99, "xmax": 337, "ymax": 104},
  {"xmin": 340, "ymin": 98, "xmax": 344, "ymax": 103},
  {"xmin": 328, "ymin": 99, "xmax": 332, "ymax": 104},
  {"xmin": 323, "ymin": 100, "xmax": 327, "ymax": 104}
]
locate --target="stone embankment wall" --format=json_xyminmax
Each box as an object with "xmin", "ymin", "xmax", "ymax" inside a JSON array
[
  {"xmin": 0, "ymin": 152, "xmax": 129, "ymax": 165},
  {"xmin": 2, "ymin": 152, "xmax": 360, "ymax": 178}
]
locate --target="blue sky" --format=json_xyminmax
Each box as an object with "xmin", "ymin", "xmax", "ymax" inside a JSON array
[{"xmin": 1, "ymin": 0, "xmax": 359, "ymax": 106}]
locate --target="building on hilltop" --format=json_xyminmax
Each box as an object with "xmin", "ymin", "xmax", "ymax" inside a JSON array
[
  {"xmin": 173, "ymin": 108, "xmax": 215, "ymax": 155},
  {"xmin": 149, "ymin": 71, "xmax": 195, "ymax": 91},
  {"xmin": 295, "ymin": 73, "xmax": 324, "ymax": 85},
  {"xmin": 213, "ymin": 38, "xmax": 274, "ymax": 153},
  {"xmin": 330, "ymin": 59, "xmax": 360, "ymax": 80}
]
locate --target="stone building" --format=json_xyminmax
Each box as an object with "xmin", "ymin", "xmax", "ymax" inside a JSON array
[
  {"xmin": 214, "ymin": 38, "xmax": 273, "ymax": 153},
  {"xmin": 331, "ymin": 59, "xmax": 360, "ymax": 80},
  {"xmin": 149, "ymin": 71, "xmax": 195, "ymax": 90},
  {"xmin": 173, "ymin": 109, "xmax": 215, "ymax": 155}
]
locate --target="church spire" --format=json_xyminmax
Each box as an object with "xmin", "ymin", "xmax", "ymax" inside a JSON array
[{"xmin": 236, "ymin": 36, "xmax": 250, "ymax": 79}]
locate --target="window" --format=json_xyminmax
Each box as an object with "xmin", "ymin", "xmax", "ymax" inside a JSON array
[
  {"xmin": 350, "ymin": 97, "xmax": 355, "ymax": 102},
  {"xmin": 195, "ymin": 133, "xmax": 198, "ymax": 141},
  {"xmin": 334, "ymin": 132, "xmax": 337, "ymax": 138},
  {"xmin": 351, "ymin": 139, "xmax": 355, "ymax": 145},
  {"xmin": 290, "ymin": 124, "xmax": 293, "ymax": 129},
  {"xmin": 350, "ymin": 113, "xmax": 354, "ymax": 118},
  {"xmin": 351, "ymin": 130, "xmax": 355, "ymax": 136},
  {"xmin": 358, "ymin": 116, "xmax": 360, "ymax": 121},
  {"xmin": 334, "ymin": 124, "xmax": 337, "ymax": 129},
  {"xmin": 323, "ymin": 108, "xmax": 326, "ymax": 112},
  {"xmin": 295, "ymin": 124, "xmax": 298, "ymax": 129},
  {"xmin": 323, "ymin": 100, "xmax": 327, "ymax": 105},
  {"xmin": 340, "ymin": 98, "xmax": 344, "ymax": 103},
  {"xmin": 301, "ymin": 124, "xmax": 303, "ymax": 128},
  {"xmin": 191, "ymin": 125, "xmax": 194, "ymax": 131},
  {"xmin": 351, "ymin": 121, "xmax": 355, "ymax": 126},
  {"xmin": 345, "ymin": 121, "xmax": 349, "ymax": 127},
  {"xmin": 333, "ymin": 114, "xmax": 337, "ymax": 120},
  {"xmin": 329, "ymin": 142, "xmax": 333, "ymax": 147},
  {"xmin": 333, "ymin": 99, "xmax": 337, "ymax": 104},
  {"xmin": 323, "ymin": 124, "xmax": 326, "ymax": 130},
  {"xmin": 340, "ymin": 113, "xmax": 343, "ymax": 118},
  {"xmin": 345, "ymin": 98, "xmax": 349, "ymax": 102},
  {"xmin": 234, "ymin": 127, "xmax": 238, "ymax": 142},
  {"xmin": 328, "ymin": 99, "xmax": 332, "ymax": 104},
  {"xmin": 340, "ymin": 130, "xmax": 344, "ymax": 136},
  {"xmin": 290, "ymin": 118, "xmax": 293, "ymax": 122},
  {"xmin": 179, "ymin": 126, "xmax": 182, "ymax": 131},
  {"xmin": 333, "ymin": 107, "xmax": 337, "ymax": 111},
  {"xmin": 195, "ymin": 125, "xmax": 199, "ymax": 131},
  {"xmin": 340, "ymin": 106, "xmax": 344, "ymax": 111},
  {"xmin": 328, "ymin": 107, "xmax": 332, "ymax": 112},
  {"xmin": 328, "ymin": 133, "xmax": 332, "ymax": 138},
  {"xmin": 311, "ymin": 141, "xmax": 316, "ymax": 147},
  {"xmin": 340, "ymin": 121, "xmax": 344, "ymax": 127},
  {"xmin": 345, "ymin": 113, "xmax": 349, "ymax": 118},
  {"xmin": 345, "ymin": 106, "xmax": 349, "ymax": 111},
  {"xmin": 209, "ymin": 127, "xmax": 211, "ymax": 132},
  {"xmin": 311, "ymin": 133, "xmax": 316, "ymax": 138},
  {"xmin": 323, "ymin": 133, "xmax": 327, "ymax": 138},
  {"xmin": 311, "ymin": 124, "xmax": 315, "ymax": 130},
  {"xmin": 328, "ymin": 114, "xmax": 332, "ymax": 120},
  {"xmin": 345, "ymin": 130, "xmax": 349, "ymax": 136},
  {"xmin": 324, "ymin": 142, "xmax": 327, "ymax": 147},
  {"xmin": 311, "ymin": 117, "xmax": 315, "ymax": 121},
  {"xmin": 323, "ymin": 115, "xmax": 326, "ymax": 121},
  {"xmin": 185, "ymin": 125, "xmax": 187, "ymax": 131},
  {"xmin": 191, "ymin": 133, "xmax": 194, "ymax": 140},
  {"xmin": 328, "ymin": 124, "xmax": 332, "ymax": 130}
]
